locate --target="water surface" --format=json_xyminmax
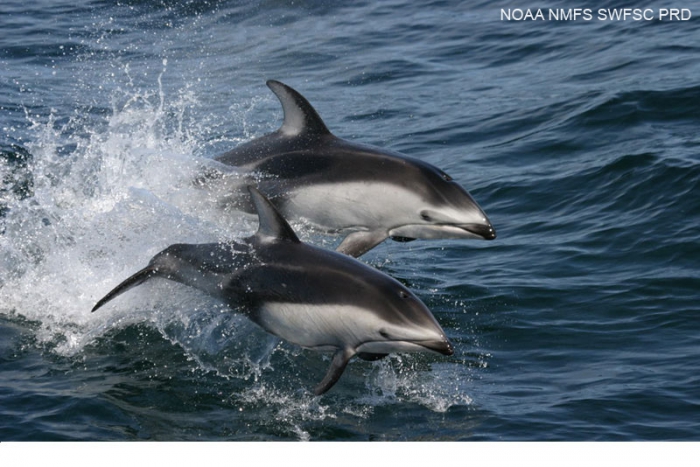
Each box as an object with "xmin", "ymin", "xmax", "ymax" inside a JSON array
[{"xmin": 1, "ymin": 1, "xmax": 699, "ymax": 440}]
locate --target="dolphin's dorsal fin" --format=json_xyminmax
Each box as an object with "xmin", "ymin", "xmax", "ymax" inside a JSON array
[
  {"xmin": 267, "ymin": 80, "xmax": 331, "ymax": 137},
  {"xmin": 248, "ymin": 186, "xmax": 300, "ymax": 243}
]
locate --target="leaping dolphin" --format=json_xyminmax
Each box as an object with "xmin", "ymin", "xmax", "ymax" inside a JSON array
[
  {"xmin": 212, "ymin": 80, "xmax": 496, "ymax": 257},
  {"xmin": 92, "ymin": 187, "xmax": 454, "ymax": 395}
]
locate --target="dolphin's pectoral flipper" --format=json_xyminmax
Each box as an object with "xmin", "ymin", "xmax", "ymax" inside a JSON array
[
  {"xmin": 357, "ymin": 352, "xmax": 389, "ymax": 362},
  {"xmin": 390, "ymin": 236, "xmax": 416, "ymax": 243},
  {"xmin": 91, "ymin": 267, "xmax": 158, "ymax": 312},
  {"xmin": 314, "ymin": 348, "xmax": 356, "ymax": 395},
  {"xmin": 336, "ymin": 231, "xmax": 388, "ymax": 258}
]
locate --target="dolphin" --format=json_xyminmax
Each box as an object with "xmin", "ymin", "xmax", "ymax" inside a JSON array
[
  {"xmin": 92, "ymin": 187, "xmax": 454, "ymax": 395},
  {"xmin": 212, "ymin": 80, "xmax": 496, "ymax": 257}
]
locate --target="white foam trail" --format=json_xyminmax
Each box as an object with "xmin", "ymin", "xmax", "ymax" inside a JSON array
[{"xmin": 0, "ymin": 82, "xmax": 253, "ymax": 356}]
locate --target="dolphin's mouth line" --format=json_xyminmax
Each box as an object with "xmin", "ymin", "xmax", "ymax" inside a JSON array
[
  {"xmin": 457, "ymin": 223, "xmax": 497, "ymax": 240},
  {"xmin": 356, "ymin": 339, "xmax": 455, "ymax": 356},
  {"xmin": 389, "ymin": 223, "xmax": 496, "ymax": 241},
  {"xmin": 416, "ymin": 339, "xmax": 455, "ymax": 356}
]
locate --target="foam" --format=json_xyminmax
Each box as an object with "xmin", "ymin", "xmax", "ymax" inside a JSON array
[{"xmin": 0, "ymin": 77, "xmax": 250, "ymax": 355}]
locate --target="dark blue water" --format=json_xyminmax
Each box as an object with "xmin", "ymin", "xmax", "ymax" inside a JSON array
[{"xmin": 1, "ymin": 0, "xmax": 699, "ymax": 440}]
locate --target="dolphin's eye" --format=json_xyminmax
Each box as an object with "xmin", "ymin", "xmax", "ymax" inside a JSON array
[
  {"xmin": 441, "ymin": 172, "xmax": 453, "ymax": 182},
  {"xmin": 398, "ymin": 290, "xmax": 410, "ymax": 299},
  {"xmin": 420, "ymin": 212, "xmax": 432, "ymax": 221},
  {"xmin": 379, "ymin": 329, "xmax": 391, "ymax": 339}
]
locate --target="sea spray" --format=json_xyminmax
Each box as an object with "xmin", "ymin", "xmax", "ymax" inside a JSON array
[{"xmin": 0, "ymin": 80, "xmax": 253, "ymax": 356}]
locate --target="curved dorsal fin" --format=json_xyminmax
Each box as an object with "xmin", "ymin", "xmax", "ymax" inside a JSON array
[
  {"xmin": 267, "ymin": 80, "xmax": 331, "ymax": 136},
  {"xmin": 248, "ymin": 186, "xmax": 300, "ymax": 243}
]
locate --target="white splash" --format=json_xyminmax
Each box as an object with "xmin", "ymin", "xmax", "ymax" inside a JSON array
[{"xmin": 0, "ymin": 78, "xmax": 251, "ymax": 356}]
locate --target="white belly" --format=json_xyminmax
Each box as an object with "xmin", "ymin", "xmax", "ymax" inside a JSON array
[
  {"xmin": 256, "ymin": 302, "xmax": 383, "ymax": 351},
  {"xmin": 285, "ymin": 182, "xmax": 421, "ymax": 232}
]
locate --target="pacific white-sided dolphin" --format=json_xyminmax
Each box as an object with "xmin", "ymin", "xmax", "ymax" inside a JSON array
[
  {"xmin": 212, "ymin": 80, "xmax": 496, "ymax": 257},
  {"xmin": 92, "ymin": 187, "xmax": 454, "ymax": 395}
]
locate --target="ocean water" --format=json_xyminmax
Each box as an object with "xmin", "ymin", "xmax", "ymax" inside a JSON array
[{"xmin": 1, "ymin": 0, "xmax": 699, "ymax": 441}]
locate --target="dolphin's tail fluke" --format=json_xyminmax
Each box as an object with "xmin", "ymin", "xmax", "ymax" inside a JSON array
[{"xmin": 91, "ymin": 267, "xmax": 158, "ymax": 312}]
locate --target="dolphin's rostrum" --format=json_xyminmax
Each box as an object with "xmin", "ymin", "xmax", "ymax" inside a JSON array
[
  {"xmin": 92, "ymin": 187, "xmax": 454, "ymax": 395},
  {"xmin": 213, "ymin": 80, "xmax": 496, "ymax": 257}
]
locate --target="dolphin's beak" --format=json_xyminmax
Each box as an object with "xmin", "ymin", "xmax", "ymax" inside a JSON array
[
  {"xmin": 418, "ymin": 338, "xmax": 455, "ymax": 356},
  {"xmin": 389, "ymin": 221, "xmax": 496, "ymax": 242},
  {"xmin": 460, "ymin": 222, "xmax": 496, "ymax": 240}
]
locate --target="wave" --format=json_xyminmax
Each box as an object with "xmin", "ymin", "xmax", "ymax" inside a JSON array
[{"xmin": 575, "ymin": 85, "xmax": 700, "ymax": 127}]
